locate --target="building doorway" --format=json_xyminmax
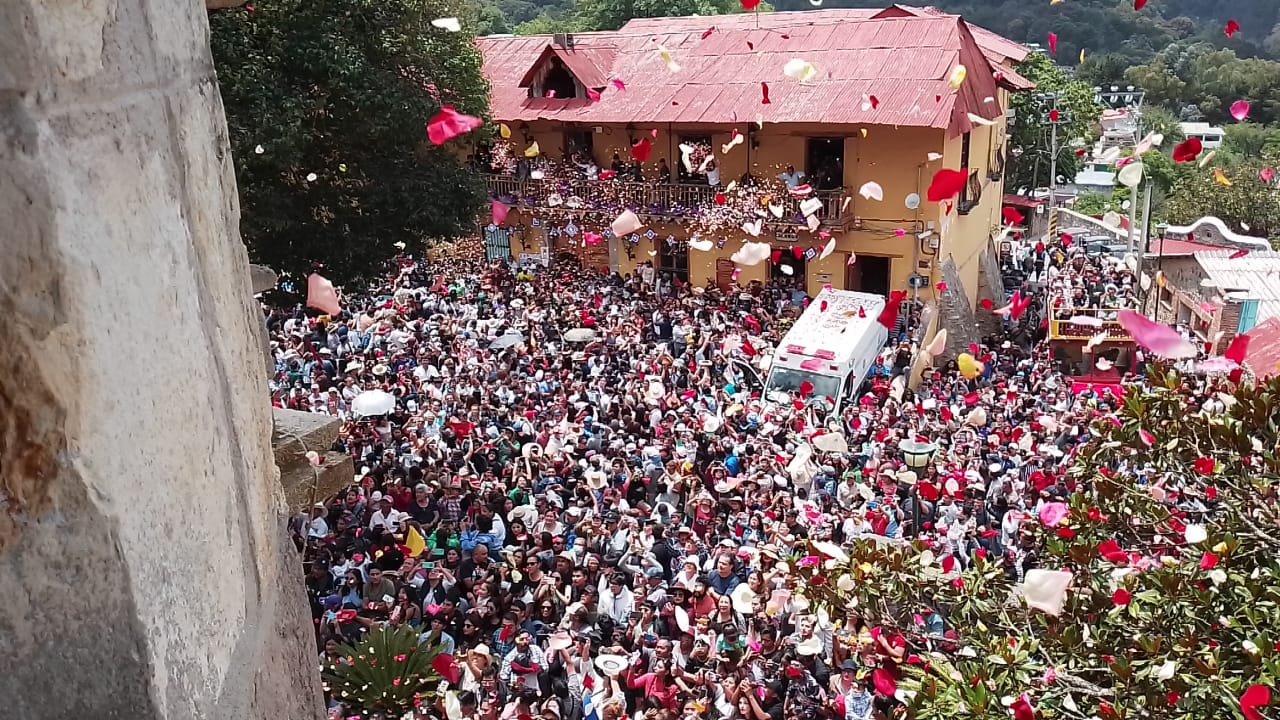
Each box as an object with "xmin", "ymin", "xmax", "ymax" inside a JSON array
[
  {"xmin": 805, "ymin": 137, "xmax": 844, "ymax": 190},
  {"xmin": 657, "ymin": 236, "xmax": 690, "ymax": 283},
  {"xmin": 846, "ymin": 255, "xmax": 890, "ymax": 297}
]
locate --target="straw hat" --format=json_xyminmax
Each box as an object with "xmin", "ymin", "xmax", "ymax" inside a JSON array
[
  {"xmin": 731, "ymin": 584, "xmax": 757, "ymax": 614},
  {"xmin": 584, "ymin": 469, "xmax": 608, "ymax": 490},
  {"xmin": 523, "ymin": 443, "xmax": 544, "ymax": 460},
  {"xmin": 595, "ymin": 654, "xmax": 629, "ymax": 676}
]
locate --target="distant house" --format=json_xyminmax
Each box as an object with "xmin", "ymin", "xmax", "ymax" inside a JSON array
[
  {"xmin": 476, "ymin": 6, "xmax": 1033, "ymax": 309},
  {"xmin": 1147, "ymin": 248, "xmax": 1279, "ymax": 354},
  {"xmin": 1178, "ymin": 122, "xmax": 1225, "ymax": 148}
]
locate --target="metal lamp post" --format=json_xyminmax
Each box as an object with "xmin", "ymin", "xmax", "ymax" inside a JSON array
[{"xmin": 900, "ymin": 439, "xmax": 938, "ymax": 537}]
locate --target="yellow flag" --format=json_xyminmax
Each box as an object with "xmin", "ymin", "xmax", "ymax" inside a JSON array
[{"xmin": 405, "ymin": 526, "xmax": 427, "ymax": 558}]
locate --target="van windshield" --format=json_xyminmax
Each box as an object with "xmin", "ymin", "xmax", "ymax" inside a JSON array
[{"xmin": 765, "ymin": 367, "xmax": 842, "ymax": 400}]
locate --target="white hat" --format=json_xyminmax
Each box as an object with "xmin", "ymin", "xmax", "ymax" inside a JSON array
[
  {"xmin": 595, "ymin": 654, "xmax": 629, "ymax": 676},
  {"xmin": 584, "ymin": 469, "xmax": 608, "ymax": 490},
  {"xmin": 731, "ymin": 584, "xmax": 757, "ymax": 614},
  {"xmin": 795, "ymin": 635, "xmax": 823, "ymax": 656}
]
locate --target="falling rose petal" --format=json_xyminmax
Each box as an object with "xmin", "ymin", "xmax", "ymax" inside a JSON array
[
  {"xmin": 1117, "ymin": 309, "xmax": 1197, "ymax": 358},
  {"xmin": 678, "ymin": 143, "xmax": 696, "ymax": 173},
  {"xmin": 431, "ymin": 17, "xmax": 461, "ymax": 31},
  {"xmin": 1261, "ymin": 167, "xmax": 1275, "ymax": 183},
  {"xmin": 1172, "ymin": 137, "xmax": 1203, "ymax": 162},
  {"xmin": 523, "ymin": 141, "xmax": 540, "ymax": 157},
  {"xmin": 432, "ymin": 654, "xmax": 461, "ymax": 684},
  {"xmin": 1224, "ymin": 19, "xmax": 1240, "ymax": 38},
  {"xmin": 1049, "ymin": 109, "xmax": 1060, "ymax": 123},
  {"xmin": 1001, "ymin": 207, "xmax": 1025, "ymax": 226},
  {"xmin": 426, "ymin": 105, "xmax": 483, "ymax": 145},
  {"xmin": 732, "ymin": 241, "xmax": 772, "ymax": 266},
  {"xmin": 935, "ymin": 281, "xmax": 947, "ymax": 292},
  {"xmin": 967, "ymin": 113, "xmax": 996, "ymax": 126},
  {"xmin": 701, "ymin": 26, "xmax": 716, "ymax": 39},
  {"xmin": 947, "ymin": 65, "xmax": 967, "ymax": 89},
  {"xmin": 1213, "ymin": 167, "xmax": 1232, "ymax": 186},
  {"xmin": 924, "ymin": 329, "xmax": 947, "ymax": 355},
  {"xmin": 957, "ymin": 353, "xmax": 983, "ymax": 379},
  {"xmin": 927, "ymin": 152, "xmax": 943, "ymax": 162},
  {"xmin": 1134, "ymin": 0, "xmax": 1147, "ymax": 8},
  {"xmin": 631, "ymin": 138, "xmax": 652, "ymax": 162},
  {"xmin": 253, "ymin": 144, "xmax": 264, "ymax": 154},
  {"xmin": 872, "ymin": 668, "xmax": 897, "ymax": 696},
  {"xmin": 584, "ymin": 231, "xmax": 604, "ymax": 246},
  {"xmin": 586, "ymin": 87, "xmax": 601, "ymax": 103},
  {"xmin": 305, "ymin": 450, "xmax": 321, "ymax": 466},
  {"xmin": 491, "ymin": 199, "xmax": 509, "ymax": 225},
  {"xmin": 1111, "ymin": 588, "xmax": 1131, "ymax": 606},
  {"xmin": 657, "ymin": 46, "xmax": 681, "ymax": 72},
  {"xmin": 721, "ymin": 132, "xmax": 745, "ymax": 154},
  {"xmin": 847, "ymin": 253, "xmax": 857, "ymax": 265},
  {"xmin": 306, "ymin": 274, "xmax": 341, "ymax": 315},
  {"xmin": 741, "ymin": 0, "xmax": 760, "ymax": 9},
  {"xmin": 1241, "ymin": 685, "xmax": 1270, "ymax": 720},
  {"xmin": 894, "ymin": 228, "xmax": 906, "ymax": 236},
  {"xmin": 783, "ymin": 59, "xmax": 817, "ymax": 83},
  {"xmin": 1139, "ymin": 428, "xmax": 1155, "ymax": 446},
  {"xmin": 1198, "ymin": 149, "xmax": 1217, "ymax": 168},
  {"xmin": 1199, "ymin": 551, "xmax": 1220, "ymax": 570},
  {"xmin": 1185, "ymin": 523, "xmax": 1208, "ymax": 544},
  {"xmin": 611, "ymin": 79, "xmax": 626, "ymax": 91},
  {"xmin": 927, "ymin": 168, "xmax": 968, "ymax": 202},
  {"xmin": 819, "ymin": 238, "xmax": 836, "ymax": 260},
  {"xmin": 1038, "ymin": 502, "xmax": 1069, "ymax": 527},
  {"xmin": 611, "ymin": 209, "xmax": 644, "ymax": 237},
  {"xmin": 761, "ymin": 82, "xmax": 771, "ymax": 104},
  {"xmin": 1230, "ymin": 99, "xmax": 1251, "ymax": 121},
  {"xmin": 1047, "ymin": 32, "xmax": 1058, "ymax": 54},
  {"xmin": 305, "ymin": 172, "xmax": 318, "ymax": 182},
  {"xmin": 1224, "ymin": 333, "xmax": 1251, "ymax": 364},
  {"xmin": 1021, "ymin": 569, "xmax": 1074, "ymax": 615},
  {"xmin": 1080, "ymin": 47, "xmax": 1086, "ymax": 63},
  {"xmin": 1117, "ymin": 161, "xmax": 1144, "ymax": 188}
]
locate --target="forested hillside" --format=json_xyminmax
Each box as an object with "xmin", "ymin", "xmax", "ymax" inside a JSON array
[{"xmin": 480, "ymin": 0, "xmax": 1279, "ymax": 65}]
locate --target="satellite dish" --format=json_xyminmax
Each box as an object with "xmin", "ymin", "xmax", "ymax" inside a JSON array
[{"xmin": 905, "ymin": 193, "xmax": 921, "ymax": 210}]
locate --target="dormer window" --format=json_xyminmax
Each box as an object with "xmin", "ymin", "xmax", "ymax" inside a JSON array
[{"xmin": 540, "ymin": 58, "xmax": 578, "ymax": 100}]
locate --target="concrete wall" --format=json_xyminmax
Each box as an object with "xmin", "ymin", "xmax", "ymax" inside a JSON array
[{"xmin": 0, "ymin": 1, "xmax": 324, "ymax": 718}]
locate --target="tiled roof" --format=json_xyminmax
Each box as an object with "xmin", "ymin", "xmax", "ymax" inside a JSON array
[
  {"xmin": 1243, "ymin": 316, "xmax": 1280, "ymax": 378},
  {"xmin": 1144, "ymin": 238, "xmax": 1225, "ymax": 256},
  {"xmin": 479, "ymin": 11, "xmax": 1020, "ymax": 136}
]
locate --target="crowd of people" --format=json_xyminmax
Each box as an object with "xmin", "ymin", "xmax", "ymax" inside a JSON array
[{"xmin": 270, "ymin": 233, "xmax": 1161, "ymax": 720}]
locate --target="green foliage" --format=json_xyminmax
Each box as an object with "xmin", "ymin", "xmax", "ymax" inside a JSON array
[
  {"xmin": 791, "ymin": 368, "xmax": 1280, "ymax": 720},
  {"xmin": 323, "ymin": 625, "xmax": 443, "ymax": 717},
  {"xmin": 1141, "ymin": 105, "xmax": 1186, "ymax": 146},
  {"xmin": 1007, "ymin": 53, "xmax": 1101, "ymax": 193},
  {"xmin": 1126, "ymin": 43, "xmax": 1280, "ymax": 127},
  {"xmin": 1072, "ymin": 191, "xmax": 1113, "ymax": 216},
  {"xmin": 1223, "ymin": 123, "xmax": 1280, "ymax": 161},
  {"xmin": 209, "ymin": 0, "xmax": 489, "ymax": 288},
  {"xmin": 1164, "ymin": 160, "xmax": 1280, "ymax": 241},
  {"xmin": 571, "ymin": 0, "xmax": 741, "ymax": 31}
]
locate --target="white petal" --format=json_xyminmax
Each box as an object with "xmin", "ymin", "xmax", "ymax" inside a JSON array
[
  {"xmin": 430, "ymin": 17, "xmax": 462, "ymax": 32},
  {"xmin": 1184, "ymin": 524, "xmax": 1207, "ymax": 544}
]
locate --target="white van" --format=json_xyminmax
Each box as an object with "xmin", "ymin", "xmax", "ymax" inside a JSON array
[{"xmin": 730, "ymin": 289, "xmax": 889, "ymax": 414}]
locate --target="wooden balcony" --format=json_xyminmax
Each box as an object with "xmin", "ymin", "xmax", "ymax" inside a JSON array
[
  {"xmin": 484, "ymin": 174, "xmax": 854, "ymax": 229},
  {"xmin": 1047, "ymin": 305, "xmax": 1135, "ymax": 342}
]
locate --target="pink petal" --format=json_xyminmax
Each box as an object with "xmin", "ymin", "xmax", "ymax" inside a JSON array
[
  {"xmin": 306, "ymin": 273, "xmax": 341, "ymax": 315},
  {"xmin": 491, "ymin": 199, "xmax": 508, "ymax": 225},
  {"xmin": 611, "ymin": 79, "xmax": 626, "ymax": 91},
  {"xmin": 1139, "ymin": 429, "xmax": 1155, "ymax": 446},
  {"xmin": 1037, "ymin": 502, "xmax": 1069, "ymax": 527},
  {"xmin": 586, "ymin": 87, "xmax": 601, "ymax": 103},
  {"xmin": 425, "ymin": 105, "xmax": 482, "ymax": 145},
  {"xmin": 1047, "ymin": 32, "xmax": 1058, "ymax": 54},
  {"xmin": 1117, "ymin": 309, "xmax": 1197, "ymax": 359},
  {"xmin": 1230, "ymin": 100, "xmax": 1251, "ymax": 121}
]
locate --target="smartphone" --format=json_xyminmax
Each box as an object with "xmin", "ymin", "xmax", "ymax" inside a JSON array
[{"xmin": 424, "ymin": 561, "xmax": 435, "ymax": 569}]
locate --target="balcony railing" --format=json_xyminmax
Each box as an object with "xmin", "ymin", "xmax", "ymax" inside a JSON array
[
  {"xmin": 484, "ymin": 174, "xmax": 853, "ymax": 228},
  {"xmin": 1047, "ymin": 305, "xmax": 1135, "ymax": 342}
]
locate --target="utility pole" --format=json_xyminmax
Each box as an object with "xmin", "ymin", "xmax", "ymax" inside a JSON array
[{"xmin": 1036, "ymin": 92, "xmax": 1070, "ymax": 210}]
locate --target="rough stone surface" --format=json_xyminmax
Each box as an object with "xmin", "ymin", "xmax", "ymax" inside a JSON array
[
  {"xmin": 937, "ymin": 257, "xmax": 982, "ymax": 358},
  {"xmin": 0, "ymin": 2, "xmax": 324, "ymax": 718},
  {"xmin": 974, "ymin": 239, "xmax": 1007, "ymax": 339},
  {"xmin": 273, "ymin": 408, "xmax": 353, "ymax": 511}
]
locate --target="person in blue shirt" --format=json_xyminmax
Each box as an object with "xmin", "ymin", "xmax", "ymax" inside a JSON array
[{"xmin": 459, "ymin": 515, "xmax": 500, "ymax": 554}]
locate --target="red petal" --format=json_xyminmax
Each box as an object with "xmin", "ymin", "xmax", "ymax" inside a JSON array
[
  {"xmin": 586, "ymin": 88, "xmax": 601, "ymax": 103},
  {"xmin": 631, "ymin": 138, "xmax": 652, "ymax": 162},
  {"xmin": 426, "ymin": 105, "xmax": 482, "ymax": 145},
  {"xmin": 1224, "ymin": 19, "xmax": 1240, "ymax": 38},
  {"xmin": 1111, "ymin": 588, "xmax": 1131, "ymax": 606},
  {"xmin": 701, "ymin": 26, "xmax": 716, "ymax": 39},
  {"xmin": 798, "ymin": 381, "xmax": 814, "ymax": 397},
  {"xmin": 1097, "ymin": 539, "xmax": 1127, "ymax": 563},
  {"xmin": 1224, "ymin": 333, "xmax": 1251, "ymax": 364},
  {"xmin": 979, "ymin": 298, "xmax": 993, "ymax": 310},
  {"xmin": 926, "ymin": 168, "xmax": 968, "ymax": 202},
  {"xmin": 760, "ymin": 82, "xmax": 771, "ymax": 104},
  {"xmin": 1049, "ymin": 109, "xmax": 1060, "ymax": 122},
  {"xmin": 1194, "ymin": 456, "xmax": 1215, "ymax": 475},
  {"xmin": 869, "ymin": 95, "xmax": 879, "ymax": 109},
  {"xmin": 491, "ymin": 199, "xmax": 509, "ymax": 225},
  {"xmin": 935, "ymin": 281, "xmax": 947, "ymax": 291},
  {"xmin": 1011, "ymin": 697, "xmax": 1036, "ymax": 720},
  {"xmin": 1241, "ymin": 684, "xmax": 1270, "ymax": 720},
  {"xmin": 1047, "ymin": 32, "xmax": 1058, "ymax": 54},
  {"xmin": 941, "ymin": 555, "xmax": 955, "ymax": 573},
  {"xmin": 1134, "ymin": 0, "xmax": 1147, "ymax": 8},
  {"xmin": 432, "ymin": 653, "xmax": 461, "ymax": 684},
  {"xmin": 1205, "ymin": 486, "xmax": 1218, "ymax": 500},
  {"xmin": 1001, "ymin": 207, "xmax": 1025, "ymax": 226},
  {"xmin": 1172, "ymin": 137, "xmax": 1203, "ymax": 163},
  {"xmin": 871, "ymin": 667, "xmax": 897, "ymax": 696},
  {"xmin": 741, "ymin": 0, "xmax": 760, "ymax": 9},
  {"xmin": 1199, "ymin": 551, "xmax": 1219, "ymax": 570}
]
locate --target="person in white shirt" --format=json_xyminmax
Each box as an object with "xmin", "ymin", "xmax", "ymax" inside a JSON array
[
  {"xmin": 306, "ymin": 504, "xmax": 330, "ymax": 539},
  {"xmin": 368, "ymin": 495, "xmax": 406, "ymax": 532},
  {"xmin": 597, "ymin": 574, "xmax": 635, "ymax": 624}
]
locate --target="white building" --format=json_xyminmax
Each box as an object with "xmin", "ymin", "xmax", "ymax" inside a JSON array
[{"xmin": 1179, "ymin": 122, "xmax": 1225, "ymax": 148}]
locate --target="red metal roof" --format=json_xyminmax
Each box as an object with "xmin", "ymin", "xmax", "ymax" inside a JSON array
[
  {"xmin": 1243, "ymin": 316, "xmax": 1280, "ymax": 379},
  {"xmin": 1145, "ymin": 238, "xmax": 1224, "ymax": 256},
  {"xmin": 871, "ymin": 5, "xmax": 1030, "ymax": 63},
  {"xmin": 479, "ymin": 12, "xmax": 1014, "ymax": 136},
  {"xmin": 1003, "ymin": 193, "xmax": 1046, "ymax": 208}
]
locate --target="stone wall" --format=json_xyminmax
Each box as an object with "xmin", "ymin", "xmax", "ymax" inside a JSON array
[
  {"xmin": 937, "ymin": 257, "xmax": 981, "ymax": 358},
  {"xmin": 0, "ymin": 1, "xmax": 323, "ymax": 718}
]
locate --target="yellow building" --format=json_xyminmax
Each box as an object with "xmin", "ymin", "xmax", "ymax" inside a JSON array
[{"xmin": 476, "ymin": 6, "xmax": 1031, "ymax": 308}]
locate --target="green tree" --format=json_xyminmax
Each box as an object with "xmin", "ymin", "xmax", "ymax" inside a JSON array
[
  {"xmin": 573, "ymin": 0, "xmax": 740, "ymax": 31},
  {"xmin": 788, "ymin": 368, "xmax": 1280, "ymax": 720},
  {"xmin": 1223, "ymin": 123, "xmax": 1280, "ymax": 161},
  {"xmin": 1140, "ymin": 105, "xmax": 1185, "ymax": 146},
  {"xmin": 1164, "ymin": 159, "xmax": 1280, "ymax": 241},
  {"xmin": 324, "ymin": 625, "xmax": 445, "ymax": 717},
  {"xmin": 209, "ymin": 0, "xmax": 490, "ymax": 289},
  {"xmin": 1007, "ymin": 52, "xmax": 1101, "ymax": 193}
]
